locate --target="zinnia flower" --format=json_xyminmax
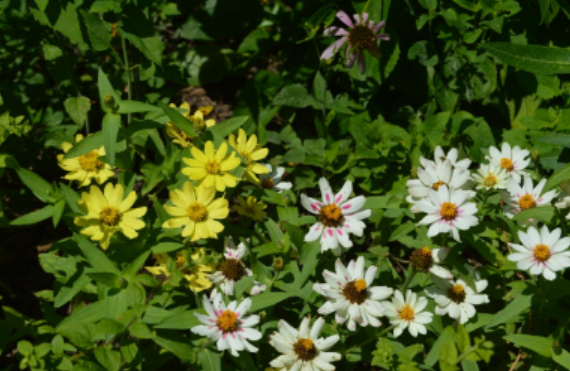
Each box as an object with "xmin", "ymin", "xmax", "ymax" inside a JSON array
[
  {"xmin": 382, "ymin": 290, "xmax": 433, "ymax": 338},
  {"xmin": 162, "ymin": 181, "xmax": 229, "ymax": 241},
  {"xmin": 486, "ymin": 142, "xmax": 530, "ymax": 183},
  {"xmin": 259, "ymin": 164, "xmax": 293, "ymax": 193},
  {"xmin": 57, "ymin": 134, "xmax": 114, "ymax": 187},
  {"xmin": 228, "ymin": 128, "xmax": 270, "ymax": 184},
  {"xmin": 420, "ymin": 146, "xmax": 471, "ymax": 171},
  {"xmin": 472, "ymin": 163, "xmax": 509, "ymax": 191},
  {"xmin": 233, "ymin": 196, "xmax": 267, "ymax": 221},
  {"xmin": 409, "ymin": 246, "xmax": 453, "ymax": 279},
  {"xmin": 320, "ymin": 11, "xmax": 389, "ymax": 73},
  {"xmin": 166, "ymin": 103, "xmax": 215, "ymax": 147},
  {"xmin": 502, "ymin": 176, "xmax": 557, "ymax": 223},
  {"xmin": 74, "ymin": 183, "xmax": 147, "ymax": 249},
  {"xmin": 182, "ymin": 141, "xmax": 240, "ymax": 191}
]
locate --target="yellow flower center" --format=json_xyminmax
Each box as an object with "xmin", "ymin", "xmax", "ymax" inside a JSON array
[
  {"xmin": 343, "ymin": 279, "xmax": 368, "ymax": 304},
  {"xmin": 348, "ymin": 25, "xmax": 376, "ymax": 51},
  {"xmin": 261, "ymin": 177, "xmax": 274, "ymax": 189},
  {"xmin": 217, "ymin": 310, "xmax": 238, "ymax": 333},
  {"xmin": 318, "ymin": 204, "xmax": 343, "ymax": 227},
  {"xmin": 78, "ymin": 151, "xmax": 103, "ymax": 172},
  {"xmin": 448, "ymin": 283, "xmax": 466, "ymax": 303},
  {"xmin": 239, "ymin": 151, "xmax": 253, "ymax": 164},
  {"xmin": 533, "ymin": 244, "xmax": 550, "ymax": 262},
  {"xmin": 218, "ymin": 258, "xmax": 246, "ymax": 281},
  {"xmin": 519, "ymin": 194, "xmax": 536, "ymax": 211},
  {"xmin": 398, "ymin": 304, "xmax": 415, "ymax": 321},
  {"xmin": 410, "ymin": 247, "xmax": 434, "ymax": 272},
  {"xmin": 440, "ymin": 202, "xmax": 457, "ymax": 221},
  {"xmin": 176, "ymin": 255, "xmax": 187, "ymax": 268},
  {"xmin": 432, "ymin": 181, "xmax": 446, "ymax": 191},
  {"xmin": 204, "ymin": 160, "xmax": 220, "ymax": 174},
  {"xmin": 100, "ymin": 206, "xmax": 121, "ymax": 226},
  {"xmin": 500, "ymin": 158, "xmax": 514, "ymax": 172},
  {"xmin": 483, "ymin": 173, "xmax": 497, "ymax": 187},
  {"xmin": 293, "ymin": 338, "xmax": 317, "ymax": 361},
  {"xmin": 187, "ymin": 202, "xmax": 208, "ymax": 222}
]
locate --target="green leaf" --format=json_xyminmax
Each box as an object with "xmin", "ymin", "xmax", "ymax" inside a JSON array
[
  {"xmin": 87, "ymin": 272, "xmax": 121, "ymax": 288},
  {"xmin": 198, "ymin": 349, "xmax": 221, "ymax": 371},
  {"xmin": 154, "ymin": 332, "xmax": 195, "ymax": 363},
  {"xmin": 10, "ymin": 205, "xmax": 54, "ymax": 225},
  {"xmin": 235, "ymin": 276, "xmax": 255, "ymax": 298},
  {"xmin": 456, "ymin": 325, "xmax": 470, "ymax": 353},
  {"xmin": 51, "ymin": 335, "xmax": 64, "ymax": 357},
  {"xmin": 52, "ymin": 198, "xmax": 66, "ymax": 227},
  {"xmin": 544, "ymin": 163, "xmax": 570, "ymax": 192},
  {"xmin": 75, "ymin": 234, "xmax": 121, "ymax": 274},
  {"xmin": 63, "ymin": 131, "xmax": 104, "ymax": 159},
  {"xmin": 42, "ymin": 44, "xmax": 62, "ymax": 60},
  {"xmin": 483, "ymin": 43, "xmax": 570, "ymax": 75},
  {"xmin": 150, "ymin": 242, "xmax": 184, "ymax": 254},
  {"xmin": 57, "ymin": 298, "xmax": 108, "ymax": 328},
  {"xmin": 512, "ymin": 205, "xmax": 555, "ymax": 222},
  {"xmin": 54, "ymin": 269, "xmax": 92, "ymax": 307},
  {"xmin": 60, "ymin": 183, "xmax": 82, "ymax": 214},
  {"xmin": 98, "ymin": 68, "xmax": 122, "ymax": 113},
  {"xmin": 102, "ymin": 113, "xmax": 121, "ymax": 167},
  {"xmin": 208, "ymin": 116, "xmax": 248, "ymax": 139},
  {"xmin": 95, "ymin": 319, "xmax": 126, "ymax": 335},
  {"xmin": 425, "ymin": 326, "xmax": 455, "ymax": 367},
  {"xmin": 54, "ymin": 4, "xmax": 84, "ymax": 44},
  {"xmin": 15, "ymin": 167, "xmax": 56, "ymax": 203},
  {"xmin": 119, "ymin": 29, "xmax": 164, "ymax": 66},
  {"xmin": 553, "ymin": 349, "xmax": 570, "ymax": 370},
  {"xmin": 158, "ymin": 101, "xmax": 197, "ymax": 139},
  {"xmin": 17, "ymin": 340, "xmax": 33, "ymax": 357},
  {"xmin": 117, "ymin": 101, "xmax": 160, "ymax": 114},
  {"xmin": 486, "ymin": 293, "xmax": 533, "ymax": 329},
  {"xmin": 122, "ymin": 251, "xmax": 151, "ymax": 278},
  {"xmin": 273, "ymin": 84, "xmax": 319, "ymax": 108},
  {"xmin": 64, "ymin": 97, "xmax": 91, "ymax": 126},
  {"xmin": 389, "ymin": 222, "xmax": 416, "ymax": 242},
  {"xmin": 439, "ymin": 339, "xmax": 459, "ymax": 371},
  {"xmin": 504, "ymin": 334, "xmax": 552, "ymax": 357},
  {"xmin": 534, "ymin": 133, "xmax": 570, "ymax": 147},
  {"xmin": 94, "ymin": 347, "xmax": 121, "ymax": 371},
  {"xmin": 265, "ymin": 219, "xmax": 284, "ymax": 243},
  {"xmin": 80, "ymin": 10, "xmax": 112, "ymax": 51},
  {"xmin": 57, "ymin": 322, "xmax": 95, "ymax": 348},
  {"xmin": 250, "ymin": 292, "xmax": 292, "ymax": 312}
]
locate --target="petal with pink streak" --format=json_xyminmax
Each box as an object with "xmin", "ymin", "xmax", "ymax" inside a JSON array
[{"xmin": 320, "ymin": 37, "xmax": 348, "ymax": 60}]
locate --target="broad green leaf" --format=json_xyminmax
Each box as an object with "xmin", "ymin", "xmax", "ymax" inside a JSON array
[
  {"xmin": 42, "ymin": 44, "xmax": 62, "ymax": 60},
  {"xmin": 235, "ymin": 276, "xmax": 255, "ymax": 298},
  {"xmin": 122, "ymin": 251, "xmax": 151, "ymax": 278},
  {"xmin": 198, "ymin": 349, "xmax": 221, "ymax": 371},
  {"xmin": 80, "ymin": 10, "xmax": 112, "ymax": 51},
  {"xmin": 503, "ymin": 334, "xmax": 552, "ymax": 357},
  {"xmin": 75, "ymin": 234, "xmax": 121, "ymax": 274},
  {"xmin": 102, "ymin": 113, "xmax": 121, "ymax": 167},
  {"xmin": 456, "ymin": 325, "xmax": 470, "ymax": 353},
  {"xmin": 389, "ymin": 222, "xmax": 416, "ymax": 242},
  {"xmin": 273, "ymin": 84, "xmax": 319, "ymax": 108},
  {"xmin": 265, "ymin": 219, "xmax": 284, "ymax": 243},
  {"xmin": 154, "ymin": 310, "xmax": 203, "ymax": 329},
  {"xmin": 483, "ymin": 43, "xmax": 570, "ymax": 75},
  {"xmin": 158, "ymin": 101, "xmax": 197, "ymax": 139},
  {"xmin": 486, "ymin": 293, "xmax": 533, "ymax": 329},
  {"xmin": 54, "ymin": 269, "xmax": 92, "ymax": 308},
  {"xmin": 15, "ymin": 167, "xmax": 56, "ymax": 203},
  {"xmin": 534, "ymin": 133, "xmax": 570, "ymax": 147},
  {"xmin": 425, "ymin": 326, "xmax": 455, "ymax": 367},
  {"xmin": 512, "ymin": 205, "xmax": 555, "ymax": 222},
  {"xmin": 553, "ymin": 349, "xmax": 570, "ymax": 370},
  {"xmin": 63, "ymin": 131, "xmax": 104, "ymax": 159},
  {"xmin": 250, "ymin": 292, "xmax": 292, "ymax": 312},
  {"xmin": 94, "ymin": 346, "xmax": 121, "ymax": 371},
  {"xmin": 86, "ymin": 272, "xmax": 121, "ymax": 288},
  {"xmin": 10, "ymin": 205, "xmax": 54, "ymax": 225},
  {"xmin": 64, "ymin": 97, "xmax": 91, "ymax": 126},
  {"xmin": 51, "ymin": 335, "xmax": 64, "ymax": 357},
  {"xmin": 207, "ymin": 116, "xmax": 248, "ymax": 138},
  {"xmin": 98, "ymin": 68, "xmax": 122, "ymax": 113},
  {"xmin": 17, "ymin": 340, "xmax": 33, "ymax": 357},
  {"xmin": 57, "ymin": 299, "xmax": 108, "ymax": 328},
  {"xmin": 57, "ymin": 322, "xmax": 95, "ymax": 348},
  {"xmin": 95, "ymin": 319, "xmax": 126, "ymax": 335},
  {"xmin": 54, "ymin": 4, "xmax": 84, "ymax": 44},
  {"xmin": 154, "ymin": 332, "xmax": 195, "ymax": 363},
  {"xmin": 544, "ymin": 163, "xmax": 570, "ymax": 192},
  {"xmin": 120, "ymin": 30, "xmax": 164, "ymax": 66}
]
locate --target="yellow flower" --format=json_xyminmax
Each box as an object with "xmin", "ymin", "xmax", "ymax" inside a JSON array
[
  {"xmin": 57, "ymin": 134, "xmax": 114, "ymax": 187},
  {"xmin": 162, "ymin": 181, "xmax": 229, "ymax": 241},
  {"xmin": 182, "ymin": 141, "xmax": 240, "ymax": 192},
  {"xmin": 234, "ymin": 196, "xmax": 267, "ymax": 221},
  {"xmin": 74, "ymin": 183, "xmax": 147, "ymax": 249},
  {"xmin": 145, "ymin": 248, "xmax": 214, "ymax": 292},
  {"xmin": 228, "ymin": 128, "xmax": 269, "ymax": 184},
  {"xmin": 165, "ymin": 103, "xmax": 216, "ymax": 148}
]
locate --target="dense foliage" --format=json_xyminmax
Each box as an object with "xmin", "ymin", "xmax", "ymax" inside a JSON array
[{"xmin": 3, "ymin": 0, "xmax": 570, "ymax": 370}]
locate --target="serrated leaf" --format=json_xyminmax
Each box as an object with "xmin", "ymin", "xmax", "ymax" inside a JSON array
[
  {"xmin": 54, "ymin": 4, "xmax": 84, "ymax": 44},
  {"xmin": 64, "ymin": 97, "xmax": 91, "ymax": 126},
  {"xmin": 80, "ymin": 10, "xmax": 112, "ymax": 51}
]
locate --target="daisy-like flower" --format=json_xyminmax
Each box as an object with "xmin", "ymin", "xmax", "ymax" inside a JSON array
[
  {"xmin": 486, "ymin": 142, "xmax": 530, "ymax": 183},
  {"xmin": 406, "ymin": 160, "xmax": 474, "ymax": 212},
  {"xmin": 145, "ymin": 248, "xmax": 214, "ymax": 292},
  {"xmin": 502, "ymin": 176, "xmax": 557, "ymax": 221},
  {"xmin": 321, "ymin": 11, "xmax": 389, "ymax": 74},
  {"xmin": 420, "ymin": 146, "xmax": 471, "ymax": 171},
  {"xmin": 472, "ymin": 163, "xmax": 509, "ymax": 191},
  {"xmin": 233, "ymin": 196, "xmax": 267, "ymax": 221},
  {"xmin": 74, "ymin": 183, "xmax": 147, "ymax": 249},
  {"xmin": 228, "ymin": 129, "xmax": 269, "ymax": 184},
  {"xmin": 57, "ymin": 134, "xmax": 114, "ymax": 187},
  {"xmin": 313, "ymin": 257, "xmax": 393, "ymax": 331},
  {"xmin": 162, "ymin": 182, "xmax": 229, "ymax": 241},
  {"xmin": 209, "ymin": 238, "xmax": 266, "ymax": 296},
  {"xmin": 381, "ymin": 290, "xmax": 433, "ymax": 338},
  {"xmin": 191, "ymin": 289, "xmax": 261, "ymax": 356},
  {"xmin": 409, "ymin": 246, "xmax": 453, "ymax": 279},
  {"xmin": 426, "ymin": 266, "xmax": 489, "ymax": 324},
  {"xmin": 166, "ymin": 103, "xmax": 215, "ymax": 147},
  {"xmin": 182, "ymin": 141, "xmax": 240, "ymax": 191},
  {"xmin": 416, "ymin": 186, "xmax": 478, "ymax": 242},
  {"xmin": 269, "ymin": 317, "xmax": 341, "ymax": 371},
  {"xmin": 507, "ymin": 226, "xmax": 570, "ymax": 280},
  {"xmin": 259, "ymin": 164, "xmax": 293, "ymax": 193},
  {"xmin": 301, "ymin": 178, "xmax": 371, "ymax": 256}
]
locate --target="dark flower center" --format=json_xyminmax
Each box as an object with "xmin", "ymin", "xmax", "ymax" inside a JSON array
[
  {"xmin": 293, "ymin": 338, "xmax": 317, "ymax": 361},
  {"xmin": 342, "ymin": 279, "xmax": 368, "ymax": 304},
  {"xmin": 447, "ymin": 284, "xmax": 466, "ymax": 303},
  {"xmin": 218, "ymin": 258, "xmax": 246, "ymax": 281},
  {"xmin": 410, "ymin": 247, "xmax": 434, "ymax": 272},
  {"xmin": 348, "ymin": 25, "xmax": 376, "ymax": 51},
  {"xmin": 318, "ymin": 204, "xmax": 343, "ymax": 227}
]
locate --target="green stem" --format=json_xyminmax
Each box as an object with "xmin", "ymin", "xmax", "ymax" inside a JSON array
[
  {"xmin": 401, "ymin": 265, "xmax": 417, "ymax": 292},
  {"xmin": 556, "ymin": 207, "xmax": 568, "ymax": 235},
  {"xmin": 346, "ymin": 324, "xmax": 396, "ymax": 354},
  {"xmin": 121, "ymin": 36, "xmax": 132, "ymax": 124}
]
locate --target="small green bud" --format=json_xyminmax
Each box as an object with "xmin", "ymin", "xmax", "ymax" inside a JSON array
[
  {"xmin": 272, "ymin": 257, "xmax": 284, "ymax": 271},
  {"xmin": 531, "ymin": 149, "xmax": 539, "ymax": 163},
  {"xmin": 104, "ymin": 94, "xmax": 116, "ymax": 109}
]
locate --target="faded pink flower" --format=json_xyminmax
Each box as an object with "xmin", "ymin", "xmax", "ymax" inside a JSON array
[{"xmin": 321, "ymin": 11, "xmax": 389, "ymax": 74}]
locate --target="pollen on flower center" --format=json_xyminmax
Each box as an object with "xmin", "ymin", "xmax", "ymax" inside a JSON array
[
  {"xmin": 261, "ymin": 177, "xmax": 274, "ymax": 189},
  {"xmin": 348, "ymin": 25, "xmax": 376, "ymax": 50},
  {"xmin": 440, "ymin": 202, "xmax": 457, "ymax": 221},
  {"xmin": 398, "ymin": 304, "xmax": 415, "ymax": 321},
  {"xmin": 100, "ymin": 206, "xmax": 121, "ymax": 226},
  {"xmin": 519, "ymin": 194, "xmax": 536, "ymax": 211},
  {"xmin": 447, "ymin": 283, "xmax": 466, "ymax": 303},
  {"xmin": 204, "ymin": 160, "xmax": 220, "ymax": 174},
  {"xmin": 218, "ymin": 258, "xmax": 246, "ymax": 281},
  {"xmin": 187, "ymin": 202, "xmax": 208, "ymax": 222},
  {"xmin": 432, "ymin": 181, "xmax": 446, "ymax": 191},
  {"xmin": 410, "ymin": 247, "xmax": 434, "ymax": 272},
  {"xmin": 293, "ymin": 338, "xmax": 317, "ymax": 361},
  {"xmin": 533, "ymin": 244, "xmax": 550, "ymax": 262},
  {"xmin": 343, "ymin": 280, "xmax": 368, "ymax": 304},
  {"xmin": 500, "ymin": 158, "xmax": 514, "ymax": 172},
  {"xmin": 484, "ymin": 173, "xmax": 497, "ymax": 187},
  {"xmin": 318, "ymin": 204, "xmax": 343, "ymax": 227},
  {"xmin": 217, "ymin": 309, "xmax": 238, "ymax": 332},
  {"xmin": 78, "ymin": 151, "xmax": 103, "ymax": 172}
]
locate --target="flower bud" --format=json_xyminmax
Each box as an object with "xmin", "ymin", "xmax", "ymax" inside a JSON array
[
  {"xmin": 272, "ymin": 257, "xmax": 284, "ymax": 271},
  {"xmin": 104, "ymin": 94, "xmax": 117, "ymax": 111},
  {"xmin": 410, "ymin": 247, "xmax": 434, "ymax": 272},
  {"xmin": 531, "ymin": 149, "xmax": 539, "ymax": 163}
]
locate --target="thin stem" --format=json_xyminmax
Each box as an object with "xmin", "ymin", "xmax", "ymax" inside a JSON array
[
  {"xmin": 121, "ymin": 36, "xmax": 132, "ymax": 124},
  {"xmin": 401, "ymin": 265, "xmax": 417, "ymax": 292},
  {"xmin": 556, "ymin": 207, "xmax": 568, "ymax": 235},
  {"xmin": 345, "ymin": 324, "xmax": 396, "ymax": 354}
]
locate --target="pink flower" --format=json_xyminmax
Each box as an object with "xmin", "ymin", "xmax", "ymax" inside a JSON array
[{"xmin": 320, "ymin": 11, "xmax": 389, "ymax": 73}]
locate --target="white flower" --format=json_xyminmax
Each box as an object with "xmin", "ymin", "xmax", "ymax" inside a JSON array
[
  {"xmin": 209, "ymin": 238, "xmax": 266, "ymax": 296},
  {"xmin": 420, "ymin": 146, "xmax": 471, "ymax": 171},
  {"xmin": 486, "ymin": 142, "xmax": 530, "ymax": 183},
  {"xmin": 382, "ymin": 290, "xmax": 433, "ymax": 337},
  {"xmin": 472, "ymin": 163, "xmax": 509, "ymax": 191},
  {"xmin": 269, "ymin": 317, "xmax": 341, "ymax": 371},
  {"xmin": 301, "ymin": 178, "xmax": 371, "ymax": 256},
  {"xmin": 507, "ymin": 226, "xmax": 570, "ymax": 281},
  {"xmin": 554, "ymin": 192, "xmax": 570, "ymax": 210},
  {"xmin": 313, "ymin": 257, "xmax": 393, "ymax": 331},
  {"xmin": 416, "ymin": 186, "xmax": 479, "ymax": 242},
  {"xmin": 406, "ymin": 160, "xmax": 475, "ymax": 212},
  {"xmin": 191, "ymin": 289, "xmax": 261, "ymax": 356},
  {"xmin": 502, "ymin": 177, "xmax": 557, "ymax": 222},
  {"xmin": 426, "ymin": 266, "xmax": 489, "ymax": 324},
  {"xmin": 410, "ymin": 247, "xmax": 453, "ymax": 279},
  {"xmin": 258, "ymin": 164, "xmax": 293, "ymax": 193}
]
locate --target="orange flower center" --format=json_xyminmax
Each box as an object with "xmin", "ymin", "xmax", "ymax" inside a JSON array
[
  {"xmin": 187, "ymin": 202, "xmax": 208, "ymax": 222},
  {"xmin": 293, "ymin": 338, "xmax": 317, "ymax": 361},
  {"xmin": 100, "ymin": 206, "xmax": 121, "ymax": 226},
  {"xmin": 519, "ymin": 194, "xmax": 536, "ymax": 211},
  {"xmin": 217, "ymin": 310, "xmax": 238, "ymax": 332},
  {"xmin": 398, "ymin": 304, "xmax": 415, "ymax": 321},
  {"xmin": 440, "ymin": 202, "xmax": 457, "ymax": 220},
  {"xmin": 318, "ymin": 204, "xmax": 343, "ymax": 227},
  {"xmin": 78, "ymin": 151, "xmax": 103, "ymax": 172},
  {"xmin": 261, "ymin": 177, "xmax": 275, "ymax": 189},
  {"xmin": 484, "ymin": 173, "xmax": 497, "ymax": 187},
  {"xmin": 500, "ymin": 158, "xmax": 514, "ymax": 172},
  {"xmin": 432, "ymin": 181, "xmax": 446, "ymax": 191},
  {"xmin": 448, "ymin": 283, "xmax": 466, "ymax": 303},
  {"xmin": 533, "ymin": 244, "xmax": 550, "ymax": 262}
]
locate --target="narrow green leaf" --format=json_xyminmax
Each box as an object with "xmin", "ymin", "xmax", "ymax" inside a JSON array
[
  {"xmin": 512, "ymin": 205, "xmax": 555, "ymax": 222},
  {"xmin": 94, "ymin": 347, "xmax": 121, "ymax": 371},
  {"xmin": 544, "ymin": 163, "xmax": 570, "ymax": 193},
  {"xmin": 207, "ymin": 116, "xmax": 248, "ymax": 138},
  {"xmin": 154, "ymin": 332, "xmax": 195, "ymax": 363},
  {"xmin": 10, "ymin": 205, "xmax": 54, "ymax": 226},
  {"xmin": 63, "ymin": 131, "xmax": 104, "ymax": 159},
  {"xmin": 250, "ymin": 292, "xmax": 292, "ymax": 312},
  {"xmin": 15, "ymin": 167, "xmax": 56, "ymax": 203},
  {"xmin": 553, "ymin": 349, "xmax": 570, "ymax": 370},
  {"xmin": 198, "ymin": 349, "xmax": 221, "ymax": 371},
  {"xmin": 424, "ymin": 326, "xmax": 455, "ymax": 367},
  {"xmin": 74, "ymin": 234, "xmax": 121, "ymax": 274},
  {"xmin": 98, "ymin": 68, "xmax": 122, "ymax": 113},
  {"xmin": 57, "ymin": 298, "xmax": 108, "ymax": 329},
  {"xmin": 102, "ymin": 113, "xmax": 121, "ymax": 167},
  {"xmin": 504, "ymin": 334, "xmax": 552, "ymax": 357},
  {"xmin": 60, "ymin": 183, "xmax": 82, "ymax": 214},
  {"xmin": 483, "ymin": 43, "xmax": 570, "ymax": 75},
  {"xmin": 54, "ymin": 269, "xmax": 92, "ymax": 308},
  {"xmin": 150, "ymin": 242, "xmax": 184, "ymax": 254},
  {"xmin": 118, "ymin": 101, "xmax": 160, "ymax": 114},
  {"xmin": 486, "ymin": 294, "xmax": 533, "ymax": 329},
  {"xmin": 52, "ymin": 199, "xmax": 66, "ymax": 227},
  {"xmin": 86, "ymin": 272, "xmax": 121, "ymax": 288},
  {"xmin": 158, "ymin": 102, "xmax": 197, "ymax": 138},
  {"xmin": 122, "ymin": 251, "xmax": 151, "ymax": 278}
]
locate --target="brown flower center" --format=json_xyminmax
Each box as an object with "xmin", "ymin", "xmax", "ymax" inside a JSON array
[
  {"xmin": 440, "ymin": 202, "xmax": 457, "ymax": 221},
  {"xmin": 500, "ymin": 158, "xmax": 514, "ymax": 172},
  {"xmin": 343, "ymin": 279, "xmax": 368, "ymax": 304},
  {"xmin": 484, "ymin": 173, "xmax": 497, "ymax": 187},
  {"xmin": 261, "ymin": 177, "xmax": 275, "ymax": 189},
  {"xmin": 318, "ymin": 204, "xmax": 343, "ymax": 227},
  {"xmin": 432, "ymin": 181, "xmax": 446, "ymax": 191},
  {"xmin": 204, "ymin": 160, "xmax": 220, "ymax": 174},
  {"xmin": 176, "ymin": 255, "xmax": 187, "ymax": 268},
  {"xmin": 533, "ymin": 244, "xmax": 550, "ymax": 262},
  {"xmin": 348, "ymin": 25, "xmax": 376, "ymax": 51},
  {"xmin": 398, "ymin": 304, "xmax": 415, "ymax": 321},
  {"xmin": 217, "ymin": 310, "xmax": 238, "ymax": 332},
  {"xmin": 293, "ymin": 338, "xmax": 317, "ymax": 361},
  {"xmin": 78, "ymin": 151, "xmax": 104, "ymax": 172},
  {"xmin": 448, "ymin": 283, "xmax": 466, "ymax": 303},
  {"xmin": 519, "ymin": 194, "xmax": 536, "ymax": 211},
  {"xmin": 100, "ymin": 206, "xmax": 121, "ymax": 226},
  {"xmin": 187, "ymin": 202, "xmax": 208, "ymax": 222},
  {"xmin": 218, "ymin": 258, "xmax": 246, "ymax": 281},
  {"xmin": 410, "ymin": 247, "xmax": 434, "ymax": 272}
]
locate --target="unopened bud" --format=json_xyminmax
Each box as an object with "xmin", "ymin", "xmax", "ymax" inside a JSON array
[
  {"xmin": 272, "ymin": 257, "xmax": 284, "ymax": 271},
  {"xmin": 531, "ymin": 149, "xmax": 539, "ymax": 163},
  {"xmin": 104, "ymin": 94, "xmax": 116, "ymax": 110},
  {"xmin": 410, "ymin": 247, "xmax": 434, "ymax": 272},
  {"xmin": 411, "ymin": 167, "xmax": 418, "ymax": 178},
  {"xmin": 553, "ymin": 341, "xmax": 562, "ymax": 355}
]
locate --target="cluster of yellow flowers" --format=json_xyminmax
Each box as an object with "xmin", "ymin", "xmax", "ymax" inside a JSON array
[{"xmin": 57, "ymin": 103, "xmax": 274, "ymax": 292}]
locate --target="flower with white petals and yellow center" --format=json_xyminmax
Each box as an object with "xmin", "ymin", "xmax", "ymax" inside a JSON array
[
  {"xmin": 57, "ymin": 134, "xmax": 114, "ymax": 187},
  {"xmin": 182, "ymin": 141, "xmax": 240, "ymax": 192},
  {"xmin": 233, "ymin": 195, "xmax": 267, "ymax": 221},
  {"xmin": 507, "ymin": 226, "xmax": 570, "ymax": 280},
  {"xmin": 410, "ymin": 246, "xmax": 453, "ymax": 279},
  {"xmin": 228, "ymin": 128, "xmax": 269, "ymax": 184},
  {"xmin": 269, "ymin": 317, "xmax": 341, "ymax": 371},
  {"xmin": 162, "ymin": 181, "xmax": 229, "ymax": 241},
  {"xmin": 165, "ymin": 103, "xmax": 215, "ymax": 147},
  {"xmin": 313, "ymin": 257, "xmax": 393, "ymax": 331},
  {"xmin": 191, "ymin": 289, "xmax": 261, "ymax": 357},
  {"xmin": 486, "ymin": 142, "xmax": 530, "ymax": 183},
  {"xmin": 472, "ymin": 163, "xmax": 509, "ymax": 191},
  {"xmin": 420, "ymin": 146, "xmax": 472, "ymax": 171},
  {"xmin": 502, "ymin": 176, "xmax": 557, "ymax": 224},
  {"xmin": 382, "ymin": 290, "xmax": 433, "ymax": 338},
  {"xmin": 258, "ymin": 164, "xmax": 293, "ymax": 193},
  {"xmin": 74, "ymin": 183, "xmax": 147, "ymax": 249},
  {"xmin": 301, "ymin": 178, "xmax": 371, "ymax": 256}
]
